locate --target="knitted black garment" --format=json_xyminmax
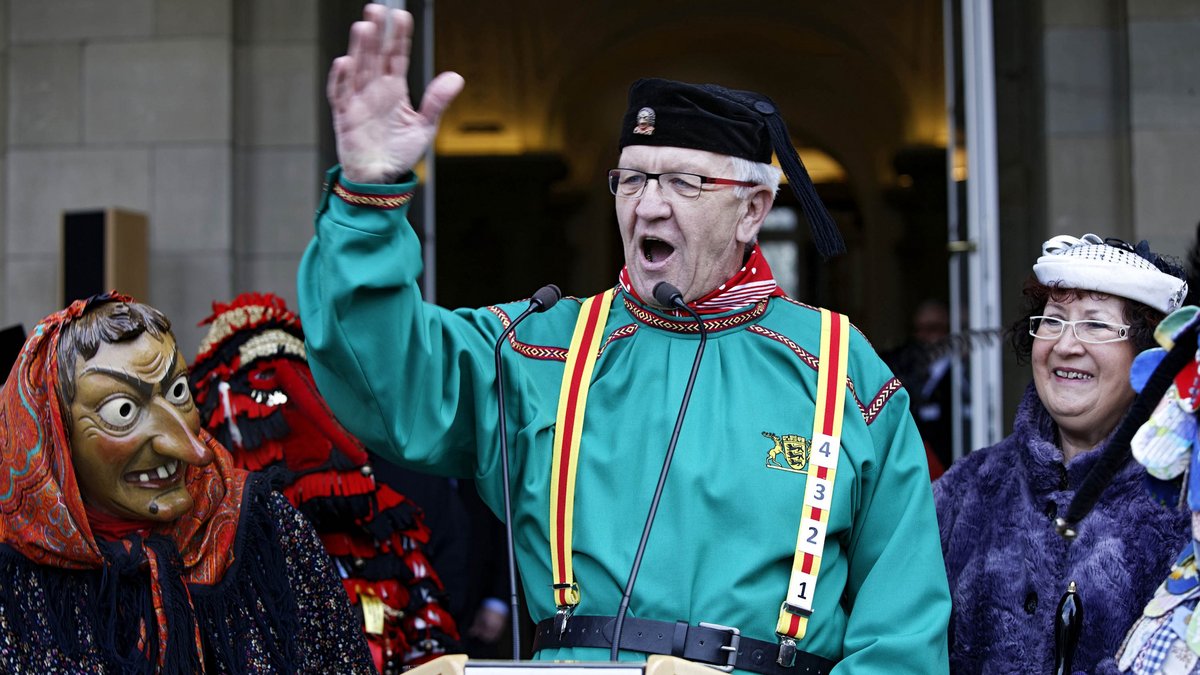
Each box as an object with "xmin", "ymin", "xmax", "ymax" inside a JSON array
[{"xmin": 0, "ymin": 481, "xmax": 374, "ymax": 674}]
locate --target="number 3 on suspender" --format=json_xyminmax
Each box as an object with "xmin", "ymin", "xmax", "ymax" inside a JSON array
[{"xmin": 775, "ymin": 309, "xmax": 849, "ymax": 664}]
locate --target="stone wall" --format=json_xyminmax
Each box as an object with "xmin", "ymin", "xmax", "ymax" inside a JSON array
[
  {"xmin": 231, "ymin": 0, "xmax": 320, "ymax": 331},
  {"xmin": 1, "ymin": 0, "xmax": 320, "ymax": 357},
  {"xmin": 1127, "ymin": 0, "xmax": 1200, "ymax": 257},
  {"xmin": 1039, "ymin": 0, "xmax": 1199, "ymax": 257}
]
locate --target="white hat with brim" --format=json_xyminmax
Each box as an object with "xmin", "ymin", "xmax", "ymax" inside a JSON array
[{"xmin": 1033, "ymin": 233, "xmax": 1188, "ymax": 314}]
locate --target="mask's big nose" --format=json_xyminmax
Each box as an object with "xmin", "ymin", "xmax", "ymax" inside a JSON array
[{"xmin": 149, "ymin": 402, "xmax": 215, "ymax": 467}]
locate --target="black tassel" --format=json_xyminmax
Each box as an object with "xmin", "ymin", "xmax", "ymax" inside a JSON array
[
  {"xmin": 1058, "ymin": 320, "xmax": 1200, "ymax": 535},
  {"xmin": 95, "ymin": 537, "xmax": 157, "ymax": 673},
  {"xmin": 707, "ymin": 84, "xmax": 845, "ymax": 261},
  {"xmin": 143, "ymin": 536, "xmax": 202, "ymax": 674},
  {"xmin": 763, "ymin": 115, "xmax": 845, "ymax": 260}
]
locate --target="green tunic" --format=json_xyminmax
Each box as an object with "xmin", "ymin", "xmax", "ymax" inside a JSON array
[{"xmin": 298, "ymin": 168, "xmax": 950, "ymax": 674}]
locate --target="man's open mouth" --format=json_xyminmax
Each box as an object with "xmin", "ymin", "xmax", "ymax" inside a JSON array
[{"xmin": 642, "ymin": 237, "xmax": 675, "ymax": 263}]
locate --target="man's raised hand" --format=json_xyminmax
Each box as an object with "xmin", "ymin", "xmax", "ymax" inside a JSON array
[{"xmin": 328, "ymin": 4, "xmax": 464, "ymax": 184}]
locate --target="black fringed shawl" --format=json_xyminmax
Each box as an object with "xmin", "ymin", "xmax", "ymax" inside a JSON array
[{"xmin": 0, "ymin": 474, "xmax": 374, "ymax": 673}]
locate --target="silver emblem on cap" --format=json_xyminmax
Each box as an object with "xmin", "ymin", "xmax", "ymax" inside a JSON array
[{"xmin": 633, "ymin": 107, "xmax": 656, "ymax": 136}]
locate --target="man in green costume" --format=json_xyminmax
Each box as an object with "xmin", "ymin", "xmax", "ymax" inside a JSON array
[{"xmin": 299, "ymin": 5, "xmax": 950, "ymax": 674}]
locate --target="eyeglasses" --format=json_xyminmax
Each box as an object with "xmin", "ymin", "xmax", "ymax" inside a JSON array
[
  {"xmin": 1029, "ymin": 316, "xmax": 1130, "ymax": 344},
  {"xmin": 607, "ymin": 168, "xmax": 757, "ymax": 200}
]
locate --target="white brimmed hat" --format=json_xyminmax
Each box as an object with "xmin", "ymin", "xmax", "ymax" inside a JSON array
[{"xmin": 1033, "ymin": 233, "xmax": 1188, "ymax": 314}]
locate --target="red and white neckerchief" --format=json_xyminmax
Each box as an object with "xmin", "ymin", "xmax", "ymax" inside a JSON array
[{"xmin": 618, "ymin": 244, "xmax": 785, "ymax": 316}]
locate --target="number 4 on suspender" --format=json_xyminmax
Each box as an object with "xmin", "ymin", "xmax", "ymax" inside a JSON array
[{"xmin": 775, "ymin": 309, "xmax": 849, "ymax": 666}]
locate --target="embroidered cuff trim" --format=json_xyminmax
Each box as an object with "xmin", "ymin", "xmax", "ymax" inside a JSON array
[{"xmin": 333, "ymin": 182, "xmax": 414, "ymax": 209}]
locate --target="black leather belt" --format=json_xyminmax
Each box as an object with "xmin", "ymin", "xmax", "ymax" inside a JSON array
[{"xmin": 532, "ymin": 615, "xmax": 835, "ymax": 675}]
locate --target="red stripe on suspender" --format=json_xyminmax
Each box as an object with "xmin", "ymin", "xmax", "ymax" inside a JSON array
[
  {"xmin": 821, "ymin": 315, "xmax": 842, "ymax": 436},
  {"xmin": 553, "ymin": 298, "xmax": 605, "ymax": 596},
  {"xmin": 801, "ymin": 552, "xmax": 815, "ymax": 574},
  {"xmin": 809, "ymin": 506, "xmax": 823, "ymax": 521},
  {"xmin": 816, "ymin": 465, "xmax": 828, "ymax": 480}
]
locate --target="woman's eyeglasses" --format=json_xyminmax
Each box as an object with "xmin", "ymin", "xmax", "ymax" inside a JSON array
[{"xmin": 1029, "ymin": 316, "xmax": 1131, "ymax": 344}]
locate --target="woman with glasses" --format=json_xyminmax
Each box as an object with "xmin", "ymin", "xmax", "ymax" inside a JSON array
[{"xmin": 934, "ymin": 234, "xmax": 1191, "ymax": 673}]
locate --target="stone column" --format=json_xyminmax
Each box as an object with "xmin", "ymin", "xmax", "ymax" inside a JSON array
[
  {"xmin": 1127, "ymin": 0, "xmax": 1200, "ymax": 258},
  {"xmin": 1041, "ymin": 0, "xmax": 1133, "ymax": 240}
]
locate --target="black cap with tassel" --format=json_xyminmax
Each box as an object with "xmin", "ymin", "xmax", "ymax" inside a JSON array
[{"xmin": 618, "ymin": 78, "xmax": 846, "ymax": 260}]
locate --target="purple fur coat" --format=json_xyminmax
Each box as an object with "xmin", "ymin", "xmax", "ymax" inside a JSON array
[{"xmin": 934, "ymin": 384, "xmax": 1190, "ymax": 674}]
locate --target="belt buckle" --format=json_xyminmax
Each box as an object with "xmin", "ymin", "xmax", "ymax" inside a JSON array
[{"xmin": 698, "ymin": 621, "xmax": 741, "ymax": 673}]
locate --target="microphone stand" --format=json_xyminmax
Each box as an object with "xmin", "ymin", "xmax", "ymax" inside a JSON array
[
  {"xmin": 611, "ymin": 282, "xmax": 708, "ymax": 661},
  {"xmin": 494, "ymin": 284, "xmax": 561, "ymax": 660}
]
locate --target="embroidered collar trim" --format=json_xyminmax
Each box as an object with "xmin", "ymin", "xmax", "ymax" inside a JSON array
[{"xmin": 623, "ymin": 294, "xmax": 769, "ymax": 334}]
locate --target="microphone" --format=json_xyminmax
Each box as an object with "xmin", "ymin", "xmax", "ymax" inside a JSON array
[
  {"xmin": 611, "ymin": 281, "xmax": 707, "ymax": 660},
  {"xmin": 652, "ymin": 281, "xmax": 685, "ymax": 310},
  {"xmin": 494, "ymin": 283, "xmax": 562, "ymax": 659}
]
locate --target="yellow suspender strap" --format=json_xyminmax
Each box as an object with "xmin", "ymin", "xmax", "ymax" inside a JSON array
[
  {"xmin": 775, "ymin": 309, "xmax": 849, "ymax": 646},
  {"xmin": 549, "ymin": 288, "xmax": 615, "ymax": 611}
]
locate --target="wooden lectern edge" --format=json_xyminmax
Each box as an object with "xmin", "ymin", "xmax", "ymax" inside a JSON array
[
  {"xmin": 406, "ymin": 654, "xmax": 722, "ymax": 675},
  {"xmin": 645, "ymin": 654, "xmax": 727, "ymax": 675},
  {"xmin": 408, "ymin": 653, "xmax": 470, "ymax": 675}
]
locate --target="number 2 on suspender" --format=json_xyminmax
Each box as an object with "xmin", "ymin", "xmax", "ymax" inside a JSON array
[{"xmin": 776, "ymin": 308, "xmax": 849, "ymax": 655}]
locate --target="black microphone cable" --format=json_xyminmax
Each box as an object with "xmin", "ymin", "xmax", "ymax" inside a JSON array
[
  {"xmin": 494, "ymin": 283, "xmax": 562, "ymax": 659},
  {"xmin": 610, "ymin": 281, "xmax": 708, "ymax": 661}
]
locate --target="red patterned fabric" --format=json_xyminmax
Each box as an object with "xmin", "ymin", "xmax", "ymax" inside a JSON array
[
  {"xmin": 84, "ymin": 504, "xmax": 152, "ymax": 540},
  {"xmin": 618, "ymin": 244, "xmax": 785, "ymax": 315},
  {"xmin": 0, "ymin": 293, "xmax": 248, "ymax": 669}
]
